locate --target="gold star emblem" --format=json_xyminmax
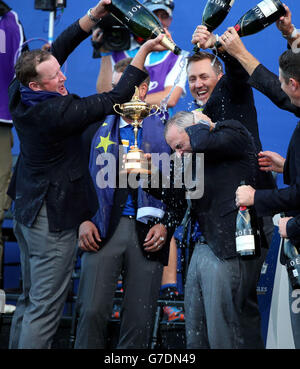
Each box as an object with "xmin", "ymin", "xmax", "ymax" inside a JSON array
[{"xmin": 95, "ymin": 131, "xmax": 116, "ymax": 153}]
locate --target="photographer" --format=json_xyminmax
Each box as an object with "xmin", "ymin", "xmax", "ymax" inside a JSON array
[{"xmin": 93, "ymin": 0, "xmax": 187, "ymax": 114}]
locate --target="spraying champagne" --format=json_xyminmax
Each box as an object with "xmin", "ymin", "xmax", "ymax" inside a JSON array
[{"xmin": 106, "ymin": 0, "xmax": 181, "ymax": 54}]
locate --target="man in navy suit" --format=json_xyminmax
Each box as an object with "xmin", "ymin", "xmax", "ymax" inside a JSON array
[
  {"xmin": 224, "ymin": 5, "xmax": 300, "ymax": 348},
  {"xmin": 74, "ymin": 57, "xmax": 174, "ymax": 349},
  {"xmin": 161, "ymin": 110, "xmax": 267, "ymax": 348},
  {"xmin": 7, "ymin": 0, "xmax": 165, "ymax": 349}
]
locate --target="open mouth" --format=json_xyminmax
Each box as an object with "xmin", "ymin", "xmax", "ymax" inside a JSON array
[
  {"xmin": 197, "ymin": 90, "xmax": 208, "ymax": 99},
  {"xmin": 59, "ymin": 85, "xmax": 67, "ymax": 95},
  {"xmin": 196, "ymin": 90, "xmax": 209, "ymax": 105}
]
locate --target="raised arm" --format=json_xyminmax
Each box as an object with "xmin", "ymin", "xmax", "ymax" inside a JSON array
[
  {"xmin": 51, "ymin": 0, "xmax": 111, "ymax": 66},
  {"xmin": 218, "ymin": 27, "xmax": 260, "ymax": 77},
  {"xmin": 276, "ymin": 3, "xmax": 300, "ymax": 48},
  {"xmin": 220, "ymin": 26, "xmax": 300, "ymax": 117},
  {"xmin": 191, "ymin": 25, "xmax": 252, "ymax": 85}
]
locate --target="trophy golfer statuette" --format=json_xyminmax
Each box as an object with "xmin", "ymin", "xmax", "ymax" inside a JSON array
[{"xmin": 113, "ymin": 87, "xmax": 160, "ymax": 174}]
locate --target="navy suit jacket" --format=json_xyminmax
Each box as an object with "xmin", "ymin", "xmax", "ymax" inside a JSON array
[
  {"xmin": 249, "ymin": 64, "xmax": 300, "ymax": 245},
  {"xmin": 8, "ymin": 20, "xmax": 147, "ymax": 232}
]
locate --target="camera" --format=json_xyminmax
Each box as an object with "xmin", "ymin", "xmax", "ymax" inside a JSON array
[
  {"xmin": 0, "ymin": 1, "xmax": 11, "ymax": 16},
  {"xmin": 92, "ymin": 14, "xmax": 131, "ymax": 57},
  {"xmin": 34, "ymin": 0, "xmax": 66, "ymax": 11}
]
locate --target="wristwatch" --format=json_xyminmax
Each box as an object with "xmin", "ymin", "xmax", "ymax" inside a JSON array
[{"xmin": 87, "ymin": 8, "xmax": 101, "ymax": 23}]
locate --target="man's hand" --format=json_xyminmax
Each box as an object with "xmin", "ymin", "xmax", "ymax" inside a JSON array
[
  {"xmin": 93, "ymin": 0, "xmax": 111, "ymax": 19},
  {"xmin": 279, "ymin": 216, "xmax": 293, "ymax": 238},
  {"xmin": 258, "ymin": 151, "xmax": 285, "ymax": 173},
  {"xmin": 192, "ymin": 110, "xmax": 214, "ymax": 129},
  {"xmin": 191, "ymin": 25, "xmax": 216, "ymax": 49},
  {"xmin": 219, "ymin": 27, "xmax": 260, "ymax": 76},
  {"xmin": 80, "ymin": 0, "xmax": 111, "ymax": 33},
  {"xmin": 276, "ymin": 4, "xmax": 294, "ymax": 37},
  {"xmin": 79, "ymin": 220, "xmax": 101, "ymax": 252},
  {"xmin": 235, "ymin": 185, "xmax": 255, "ymax": 207},
  {"xmin": 219, "ymin": 27, "xmax": 247, "ymax": 58},
  {"xmin": 140, "ymin": 34, "xmax": 166, "ymax": 53},
  {"xmin": 143, "ymin": 223, "xmax": 167, "ymax": 253}
]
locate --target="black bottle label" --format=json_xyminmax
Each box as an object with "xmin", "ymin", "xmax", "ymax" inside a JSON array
[
  {"xmin": 234, "ymin": 0, "xmax": 285, "ymax": 37},
  {"xmin": 251, "ymin": 1, "xmax": 278, "ymax": 28},
  {"xmin": 287, "ymin": 255, "xmax": 300, "ymax": 275},
  {"xmin": 286, "ymin": 256, "xmax": 300, "ymax": 289},
  {"xmin": 236, "ymin": 207, "xmax": 255, "ymax": 255},
  {"xmin": 256, "ymin": 0, "xmax": 278, "ymax": 18},
  {"xmin": 283, "ymin": 238, "xmax": 300, "ymax": 289}
]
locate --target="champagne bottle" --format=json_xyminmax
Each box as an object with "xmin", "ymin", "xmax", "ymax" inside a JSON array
[
  {"xmin": 235, "ymin": 206, "xmax": 256, "ymax": 256},
  {"xmin": 202, "ymin": 0, "xmax": 236, "ymax": 32},
  {"xmin": 106, "ymin": 0, "xmax": 181, "ymax": 55},
  {"xmin": 194, "ymin": 0, "xmax": 235, "ymax": 53},
  {"xmin": 280, "ymin": 213, "xmax": 300, "ymax": 290},
  {"xmin": 234, "ymin": 0, "xmax": 286, "ymax": 37},
  {"xmin": 235, "ymin": 181, "xmax": 256, "ymax": 256},
  {"xmin": 206, "ymin": 0, "xmax": 286, "ymax": 50},
  {"xmin": 0, "ymin": 1, "xmax": 11, "ymax": 16},
  {"xmin": 283, "ymin": 238, "xmax": 300, "ymax": 290}
]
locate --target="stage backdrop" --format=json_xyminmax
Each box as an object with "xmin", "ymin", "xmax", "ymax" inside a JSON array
[{"xmin": 7, "ymin": 0, "xmax": 300, "ymax": 348}]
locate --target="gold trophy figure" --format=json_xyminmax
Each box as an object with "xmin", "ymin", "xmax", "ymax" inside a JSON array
[{"xmin": 113, "ymin": 87, "xmax": 160, "ymax": 174}]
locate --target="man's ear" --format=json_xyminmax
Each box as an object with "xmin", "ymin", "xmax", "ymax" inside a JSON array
[
  {"xmin": 217, "ymin": 72, "xmax": 224, "ymax": 81},
  {"xmin": 28, "ymin": 80, "xmax": 42, "ymax": 91},
  {"xmin": 138, "ymin": 82, "xmax": 148, "ymax": 100},
  {"xmin": 290, "ymin": 77, "xmax": 300, "ymax": 92}
]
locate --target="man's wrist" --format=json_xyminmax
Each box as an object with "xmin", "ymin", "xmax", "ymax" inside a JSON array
[
  {"xmin": 209, "ymin": 34, "xmax": 218, "ymax": 49},
  {"xmin": 87, "ymin": 7, "xmax": 102, "ymax": 23},
  {"xmin": 282, "ymin": 24, "xmax": 298, "ymax": 39}
]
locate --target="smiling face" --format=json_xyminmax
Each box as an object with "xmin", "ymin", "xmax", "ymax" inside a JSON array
[
  {"xmin": 31, "ymin": 55, "xmax": 67, "ymax": 96},
  {"xmin": 187, "ymin": 58, "xmax": 223, "ymax": 106}
]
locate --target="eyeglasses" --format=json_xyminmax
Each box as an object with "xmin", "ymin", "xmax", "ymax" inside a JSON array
[{"xmin": 144, "ymin": 0, "xmax": 175, "ymax": 11}]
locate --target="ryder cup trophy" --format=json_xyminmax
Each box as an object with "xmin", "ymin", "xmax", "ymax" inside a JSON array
[{"xmin": 113, "ymin": 87, "xmax": 160, "ymax": 174}]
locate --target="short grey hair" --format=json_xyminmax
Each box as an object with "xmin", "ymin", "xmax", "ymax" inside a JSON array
[{"xmin": 164, "ymin": 111, "xmax": 194, "ymax": 138}]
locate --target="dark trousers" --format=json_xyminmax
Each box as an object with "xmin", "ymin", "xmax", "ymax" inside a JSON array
[{"xmin": 74, "ymin": 217, "xmax": 163, "ymax": 349}]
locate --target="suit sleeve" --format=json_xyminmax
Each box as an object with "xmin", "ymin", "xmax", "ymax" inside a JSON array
[
  {"xmin": 39, "ymin": 65, "xmax": 148, "ymax": 138},
  {"xmin": 287, "ymin": 216, "xmax": 300, "ymax": 242},
  {"xmin": 248, "ymin": 64, "xmax": 300, "ymax": 118},
  {"xmin": 254, "ymin": 183, "xmax": 300, "ymax": 216},
  {"xmin": 218, "ymin": 51, "xmax": 251, "ymax": 87},
  {"xmin": 186, "ymin": 120, "xmax": 251, "ymax": 159},
  {"xmin": 254, "ymin": 125, "xmax": 300, "ymax": 216}
]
